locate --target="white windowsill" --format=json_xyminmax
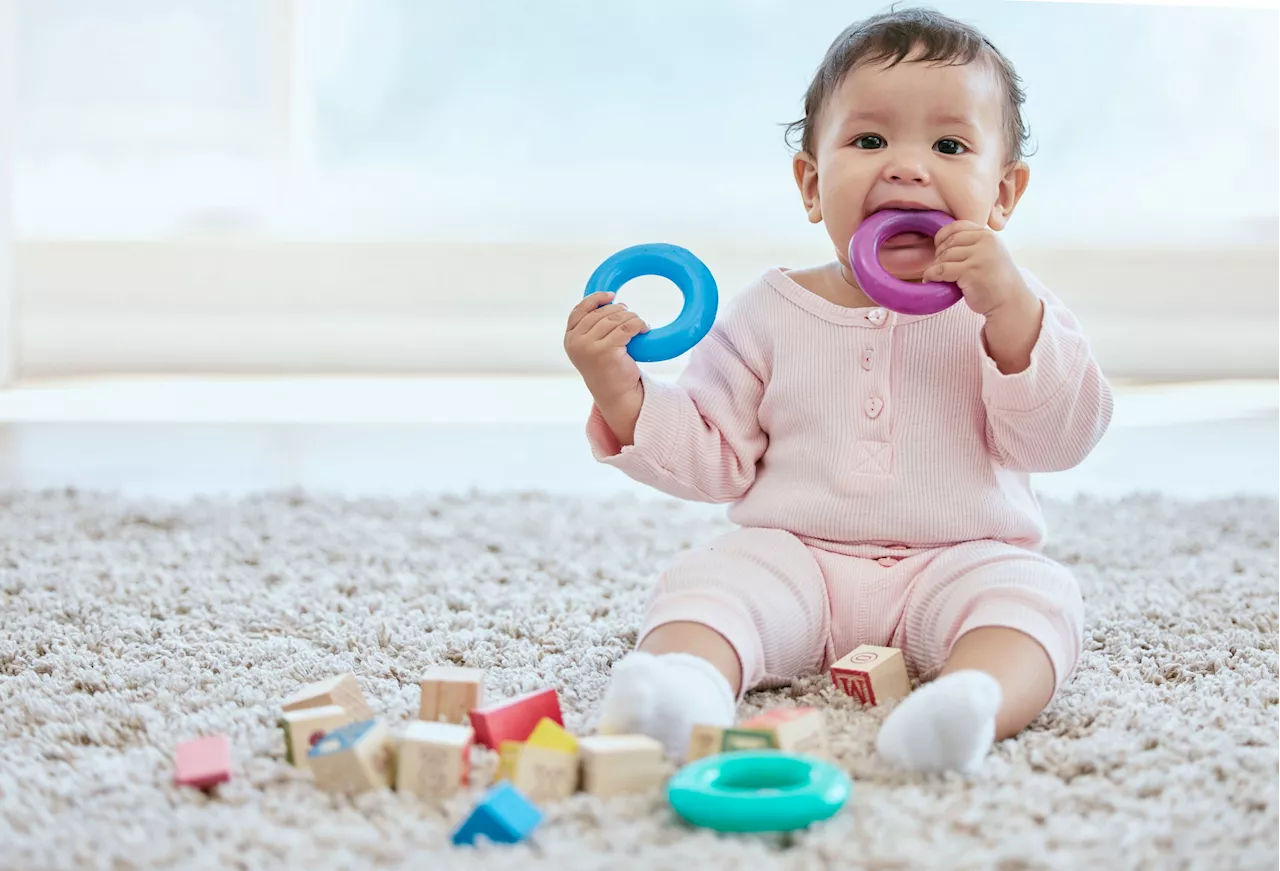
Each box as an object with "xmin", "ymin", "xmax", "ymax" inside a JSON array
[
  {"xmin": 0, "ymin": 374, "xmax": 1274, "ymax": 428},
  {"xmin": 15, "ymin": 239, "xmax": 1279, "ymax": 380}
]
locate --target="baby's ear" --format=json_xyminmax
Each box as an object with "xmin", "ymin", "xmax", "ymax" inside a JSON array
[
  {"xmin": 989, "ymin": 160, "xmax": 1030, "ymax": 230},
  {"xmin": 793, "ymin": 152, "xmax": 823, "ymax": 224}
]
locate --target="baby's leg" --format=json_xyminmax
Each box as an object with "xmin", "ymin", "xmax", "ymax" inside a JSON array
[
  {"xmin": 640, "ymin": 620, "xmax": 742, "ymax": 694},
  {"xmin": 938, "ymin": 625, "xmax": 1055, "ymax": 739},
  {"xmin": 876, "ymin": 541, "xmax": 1083, "ymax": 773},
  {"xmin": 597, "ymin": 527, "xmax": 829, "ymax": 758}
]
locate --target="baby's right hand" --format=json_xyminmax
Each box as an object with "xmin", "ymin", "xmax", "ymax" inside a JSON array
[{"xmin": 564, "ymin": 291, "xmax": 650, "ymax": 403}]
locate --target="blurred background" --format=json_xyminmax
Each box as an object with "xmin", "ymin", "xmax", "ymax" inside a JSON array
[{"xmin": 0, "ymin": 0, "xmax": 1275, "ymax": 498}]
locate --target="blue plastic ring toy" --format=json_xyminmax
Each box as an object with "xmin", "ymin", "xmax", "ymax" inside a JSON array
[
  {"xmin": 666, "ymin": 751, "xmax": 852, "ymax": 833},
  {"xmin": 583, "ymin": 243, "xmax": 718, "ymax": 362}
]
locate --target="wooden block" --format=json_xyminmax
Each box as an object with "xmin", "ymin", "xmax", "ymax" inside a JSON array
[
  {"xmin": 174, "ymin": 734, "xmax": 231, "ymax": 789},
  {"xmin": 279, "ymin": 704, "xmax": 355, "ymax": 771},
  {"xmin": 830, "ymin": 645, "xmax": 910, "ymax": 706},
  {"xmin": 307, "ymin": 719, "xmax": 395, "ymax": 793},
  {"xmin": 738, "ymin": 707, "xmax": 829, "ymax": 758},
  {"xmin": 418, "ymin": 667, "xmax": 484, "ymax": 724},
  {"xmin": 496, "ymin": 741, "xmax": 523, "ymax": 782},
  {"xmin": 525, "ymin": 717, "xmax": 577, "ymax": 755},
  {"xmin": 720, "ymin": 727, "xmax": 778, "ymax": 752},
  {"xmin": 397, "ymin": 721, "xmax": 473, "ymax": 801},
  {"xmin": 686, "ymin": 724, "xmax": 727, "ymax": 763},
  {"xmin": 281, "ymin": 671, "xmax": 374, "ymax": 721},
  {"xmin": 468, "ymin": 688, "xmax": 563, "ymax": 750},
  {"xmin": 452, "ymin": 781, "xmax": 543, "ymax": 846},
  {"xmin": 512, "ymin": 743, "xmax": 579, "ymax": 805},
  {"xmin": 579, "ymin": 735, "xmax": 666, "ymax": 798}
]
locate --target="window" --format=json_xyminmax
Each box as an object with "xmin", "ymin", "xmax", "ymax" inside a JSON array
[{"xmin": 11, "ymin": 0, "xmax": 1278, "ymax": 378}]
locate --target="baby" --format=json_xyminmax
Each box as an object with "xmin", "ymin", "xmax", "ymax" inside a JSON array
[{"xmin": 564, "ymin": 8, "xmax": 1113, "ymax": 774}]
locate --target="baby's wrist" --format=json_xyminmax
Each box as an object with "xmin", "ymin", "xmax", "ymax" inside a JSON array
[
  {"xmin": 594, "ymin": 381, "xmax": 645, "ymax": 447},
  {"xmin": 983, "ymin": 283, "xmax": 1039, "ymax": 324},
  {"xmin": 981, "ymin": 290, "xmax": 1043, "ymax": 375}
]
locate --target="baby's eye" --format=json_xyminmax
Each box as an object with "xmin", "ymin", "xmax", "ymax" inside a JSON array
[
  {"xmin": 935, "ymin": 138, "xmax": 966, "ymax": 155},
  {"xmin": 852, "ymin": 134, "xmax": 885, "ymax": 149}
]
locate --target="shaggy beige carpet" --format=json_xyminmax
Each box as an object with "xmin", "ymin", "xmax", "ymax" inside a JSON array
[{"xmin": 0, "ymin": 489, "xmax": 1276, "ymax": 871}]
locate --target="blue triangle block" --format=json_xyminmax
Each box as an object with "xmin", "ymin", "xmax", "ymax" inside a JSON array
[
  {"xmin": 451, "ymin": 782, "xmax": 543, "ymax": 847},
  {"xmin": 307, "ymin": 719, "xmax": 376, "ymax": 758}
]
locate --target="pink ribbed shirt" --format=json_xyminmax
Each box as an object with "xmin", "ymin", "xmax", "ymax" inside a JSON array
[{"xmin": 586, "ymin": 267, "xmax": 1113, "ymax": 552}]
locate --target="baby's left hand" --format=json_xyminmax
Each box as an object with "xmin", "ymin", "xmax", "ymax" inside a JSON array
[{"xmin": 922, "ymin": 220, "xmax": 1031, "ymax": 318}]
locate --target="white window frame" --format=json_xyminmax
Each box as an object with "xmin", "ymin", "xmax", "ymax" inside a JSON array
[
  {"xmin": 1, "ymin": 0, "xmax": 16, "ymax": 387},
  {"xmin": 6, "ymin": 1, "xmax": 1278, "ymax": 384}
]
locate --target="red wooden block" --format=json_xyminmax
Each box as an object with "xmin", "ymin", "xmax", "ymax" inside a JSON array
[
  {"xmin": 174, "ymin": 734, "xmax": 231, "ymax": 789},
  {"xmin": 467, "ymin": 688, "xmax": 563, "ymax": 750}
]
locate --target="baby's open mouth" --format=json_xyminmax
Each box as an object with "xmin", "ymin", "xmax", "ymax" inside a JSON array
[
  {"xmin": 879, "ymin": 231, "xmax": 933, "ymax": 250},
  {"xmin": 864, "ymin": 203, "xmax": 940, "ymax": 252}
]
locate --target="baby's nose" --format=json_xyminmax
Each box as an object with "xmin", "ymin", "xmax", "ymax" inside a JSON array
[
  {"xmin": 887, "ymin": 160, "xmax": 929, "ymax": 183},
  {"xmin": 884, "ymin": 151, "xmax": 930, "ymax": 184}
]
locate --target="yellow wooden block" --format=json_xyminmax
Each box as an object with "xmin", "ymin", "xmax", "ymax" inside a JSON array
[
  {"xmin": 579, "ymin": 735, "xmax": 667, "ymax": 799},
  {"xmin": 738, "ymin": 708, "xmax": 829, "ymax": 758},
  {"xmin": 397, "ymin": 721, "xmax": 472, "ymax": 801},
  {"xmin": 308, "ymin": 719, "xmax": 395, "ymax": 794},
  {"xmin": 526, "ymin": 717, "xmax": 578, "ymax": 755},
  {"xmin": 496, "ymin": 741, "xmax": 523, "ymax": 782},
  {"xmin": 279, "ymin": 704, "xmax": 355, "ymax": 771},
  {"xmin": 281, "ymin": 671, "xmax": 374, "ymax": 722},
  {"xmin": 418, "ymin": 667, "xmax": 484, "ymax": 724},
  {"xmin": 512, "ymin": 743, "xmax": 579, "ymax": 805},
  {"xmin": 686, "ymin": 724, "xmax": 727, "ymax": 763}
]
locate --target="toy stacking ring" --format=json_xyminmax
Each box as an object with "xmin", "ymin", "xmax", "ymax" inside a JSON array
[
  {"xmin": 666, "ymin": 751, "xmax": 852, "ymax": 833},
  {"xmin": 849, "ymin": 209, "xmax": 963, "ymax": 315},
  {"xmin": 583, "ymin": 243, "xmax": 718, "ymax": 362}
]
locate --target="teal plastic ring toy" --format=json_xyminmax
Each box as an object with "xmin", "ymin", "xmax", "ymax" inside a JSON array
[
  {"xmin": 583, "ymin": 243, "xmax": 718, "ymax": 362},
  {"xmin": 666, "ymin": 751, "xmax": 852, "ymax": 833}
]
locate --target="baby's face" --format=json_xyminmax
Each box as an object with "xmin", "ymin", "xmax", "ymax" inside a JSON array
[{"xmin": 800, "ymin": 53, "xmax": 1022, "ymax": 282}]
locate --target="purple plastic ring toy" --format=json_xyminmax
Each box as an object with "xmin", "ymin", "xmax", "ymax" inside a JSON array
[{"xmin": 848, "ymin": 209, "xmax": 963, "ymax": 315}]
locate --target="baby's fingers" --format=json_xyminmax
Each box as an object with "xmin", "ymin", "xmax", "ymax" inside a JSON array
[
  {"xmin": 602, "ymin": 312, "xmax": 650, "ymax": 347},
  {"xmin": 567, "ymin": 291, "xmax": 616, "ymax": 331},
  {"xmin": 933, "ymin": 229, "xmax": 985, "ymax": 258},
  {"xmin": 929, "ymin": 244, "xmax": 971, "ymax": 266},
  {"xmin": 924, "ymin": 261, "xmax": 964, "ymax": 283},
  {"xmin": 933, "ymin": 220, "xmax": 985, "ymax": 249},
  {"xmin": 575, "ymin": 302, "xmax": 630, "ymax": 339},
  {"xmin": 585, "ymin": 307, "xmax": 643, "ymax": 344}
]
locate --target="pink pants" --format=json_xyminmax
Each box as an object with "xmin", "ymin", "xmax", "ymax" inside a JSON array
[{"xmin": 639, "ymin": 528, "xmax": 1084, "ymax": 700}]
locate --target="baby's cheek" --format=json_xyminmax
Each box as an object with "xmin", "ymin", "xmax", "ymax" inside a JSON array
[{"xmin": 952, "ymin": 179, "xmax": 1002, "ymax": 225}]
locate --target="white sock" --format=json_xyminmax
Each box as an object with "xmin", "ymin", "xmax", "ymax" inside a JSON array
[
  {"xmin": 596, "ymin": 651, "xmax": 737, "ymax": 759},
  {"xmin": 874, "ymin": 670, "xmax": 1003, "ymax": 774}
]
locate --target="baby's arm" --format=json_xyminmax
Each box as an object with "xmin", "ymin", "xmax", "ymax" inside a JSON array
[
  {"xmin": 979, "ymin": 270, "xmax": 1114, "ymax": 472},
  {"xmin": 587, "ymin": 326, "xmax": 767, "ymax": 503}
]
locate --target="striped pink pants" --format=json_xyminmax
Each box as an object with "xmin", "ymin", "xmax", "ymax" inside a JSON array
[{"xmin": 639, "ymin": 527, "xmax": 1084, "ymax": 699}]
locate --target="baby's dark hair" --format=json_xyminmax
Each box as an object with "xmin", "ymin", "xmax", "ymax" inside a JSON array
[{"xmin": 784, "ymin": 7, "xmax": 1031, "ymax": 164}]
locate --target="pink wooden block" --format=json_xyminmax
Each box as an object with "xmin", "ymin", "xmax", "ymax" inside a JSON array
[{"xmin": 175, "ymin": 734, "xmax": 231, "ymax": 789}]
